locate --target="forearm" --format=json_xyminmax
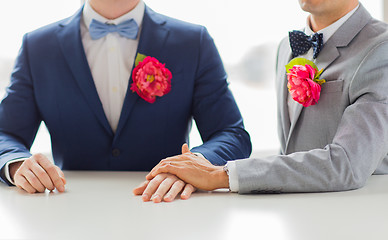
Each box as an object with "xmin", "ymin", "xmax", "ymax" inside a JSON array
[
  {"xmin": 191, "ymin": 126, "xmax": 251, "ymax": 165},
  {"xmin": 191, "ymin": 27, "xmax": 252, "ymax": 164},
  {"xmin": 236, "ymin": 112, "xmax": 388, "ymax": 194},
  {"xmin": 235, "ymin": 145, "xmax": 366, "ymax": 193}
]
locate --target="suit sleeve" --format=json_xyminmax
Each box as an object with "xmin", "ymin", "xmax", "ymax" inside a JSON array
[
  {"xmin": 0, "ymin": 34, "xmax": 41, "ymax": 185},
  {"xmin": 235, "ymin": 41, "xmax": 388, "ymax": 193},
  {"xmin": 189, "ymin": 27, "xmax": 252, "ymax": 165}
]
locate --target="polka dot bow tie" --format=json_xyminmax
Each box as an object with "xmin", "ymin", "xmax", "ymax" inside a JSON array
[{"xmin": 289, "ymin": 30, "xmax": 323, "ymax": 59}]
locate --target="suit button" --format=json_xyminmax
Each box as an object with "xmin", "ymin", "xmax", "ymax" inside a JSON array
[{"xmin": 112, "ymin": 148, "xmax": 120, "ymax": 157}]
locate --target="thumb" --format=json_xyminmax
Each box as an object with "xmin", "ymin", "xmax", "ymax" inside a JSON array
[{"xmin": 182, "ymin": 143, "xmax": 191, "ymax": 154}]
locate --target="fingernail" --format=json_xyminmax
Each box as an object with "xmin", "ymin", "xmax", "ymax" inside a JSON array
[
  {"xmin": 152, "ymin": 195, "xmax": 161, "ymax": 203},
  {"xmin": 61, "ymin": 177, "xmax": 66, "ymax": 185},
  {"xmin": 142, "ymin": 193, "xmax": 149, "ymax": 201},
  {"xmin": 58, "ymin": 186, "xmax": 65, "ymax": 192}
]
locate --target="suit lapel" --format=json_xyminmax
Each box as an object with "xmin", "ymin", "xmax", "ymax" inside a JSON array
[
  {"xmin": 316, "ymin": 4, "xmax": 370, "ymax": 72},
  {"xmin": 286, "ymin": 36, "xmax": 340, "ymax": 147},
  {"xmin": 285, "ymin": 28, "xmax": 340, "ymax": 151},
  {"xmin": 56, "ymin": 8, "xmax": 113, "ymax": 136},
  {"xmin": 277, "ymin": 42, "xmax": 293, "ymax": 150},
  {"xmin": 285, "ymin": 4, "xmax": 371, "ymax": 152},
  {"xmin": 114, "ymin": 6, "xmax": 169, "ymax": 140},
  {"xmin": 286, "ymin": 35, "xmax": 341, "ymax": 151}
]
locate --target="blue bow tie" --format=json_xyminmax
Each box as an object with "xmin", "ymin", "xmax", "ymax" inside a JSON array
[
  {"xmin": 289, "ymin": 30, "xmax": 323, "ymax": 59},
  {"xmin": 89, "ymin": 19, "xmax": 139, "ymax": 40}
]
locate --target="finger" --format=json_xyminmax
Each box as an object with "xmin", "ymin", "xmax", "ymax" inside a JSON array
[
  {"xmin": 146, "ymin": 158, "xmax": 176, "ymax": 180},
  {"xmin": 142, "ymin": 174, "xmax": 167, "ymax": 202},
  {"xmin": 132, "ymin": 180, "xmax": 149, "ymax": 195},
  {"xmin": 145, "ymin": 172, "xmax": 153, "ymax": 180},
  {"xmin": 146, "ymin": 164, "xmax": 163, "ymax": 180},
  {"xmin": 150, "ymin": 162, "xmax": 182, "ymax": 178},
  {"xmin": 145, "ymin": 158, "xmax": 174, "ymax": 181},
  {"xmin": 30, "ymin": 163, "xmax": 55, "ymax": 191},
  {"xmin": 181, "ymin": 184, "xmax": 196, "ymax": 200},
  {"xmin": 14, "ymin": 175, "xmax": 36, "ymax": 194},
  {"xmin": 22, "ymin": 170, "xmax": 45, "ymax": 193},
  {"xmin": 181, "ymin": 143, "xmax": 190, "ymax": 154},
  {"xmin": 35, "ymin": 155, "xmax": 65, "ymax": 192},
  {"xmin": 163, "ymin": 180, "xmax": 185, "ymax": 202},
  {"xmin": 147, "ymin": 156, "xmax": 191, "ymax": 180},
  {"xmin": 55, "ymin": 166, "xmax": 66, "ymax": 185},
  {"xmin": 149, "ymin": 160, "xmax": 174, "ymax": 177},
  {"xmin": 152, "ymin": 176, "xmax": 179, "ymax": 203}
]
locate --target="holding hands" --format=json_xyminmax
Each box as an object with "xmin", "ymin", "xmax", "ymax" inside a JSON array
[
  {"xmin": 147, "ymin": 144, "xmax": 229, "ymax": 191},
  {"xmin": 133, "ymin": 173, "xmax": 196, "ymax": 203},
  {"xmin": 134, "ymin": 144, "xmax": 230, "ymax": 202},
  {"xmin": 133, "ymin": 144, "xmax": 197, "ymax": 202}
]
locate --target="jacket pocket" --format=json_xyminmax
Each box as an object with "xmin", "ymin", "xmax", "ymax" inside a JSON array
[{"xmin": 321, "ymin": 79, "xmax": 344, "ymax": 93}]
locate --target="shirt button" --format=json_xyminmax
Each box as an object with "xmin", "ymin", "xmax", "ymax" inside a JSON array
[{"xmin": 112, "ymin": 148, "xmax": 120, "ymax": 157}]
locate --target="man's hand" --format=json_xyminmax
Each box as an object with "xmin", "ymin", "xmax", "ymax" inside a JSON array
[
  {"xmin": 133, "ymin": 173, "xmax": 196, "ymax": 203},
  {"xmin": 11, "ymin": 153, "xmax": 66, "ymax": 194},
  {"xmin": 133, "ymin": 144, "xmax": 197, "ymax": 202},
  {"xmin": 146, "ymin": 144, "xmax": 229, "ymax": 191}
]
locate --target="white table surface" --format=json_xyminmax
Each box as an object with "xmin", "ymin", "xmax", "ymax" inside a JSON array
[{"xmin": 0, "ymin": 171, "xmax": 387, "ymax": 240}]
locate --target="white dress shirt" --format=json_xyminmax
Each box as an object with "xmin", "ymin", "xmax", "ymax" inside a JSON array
[
  {"xmin": 227, "ymin": 4, "xmax": 359, "ymax": 192},
  {"xmin": 82, "ymin": 0, "xmax": 145, "ymax": 133},
  {"xmin": 3, "ymin": 0, "xmax": 145, "ymax": 185}
]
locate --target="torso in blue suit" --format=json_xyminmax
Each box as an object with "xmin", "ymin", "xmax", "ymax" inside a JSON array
[{"xmin": 0, "ymin": 6, "xmax": 251, "ymax": 185}]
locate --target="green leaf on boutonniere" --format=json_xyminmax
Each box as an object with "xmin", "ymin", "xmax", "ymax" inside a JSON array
[
  {"xmin": 285, "ymin": 57, "xmax": 318, "ymax": 73},
  {"xmin": 314, "ymin": 68, "xmax": 326, "ymax": 85},
  {"xmin": 135, "ymin": 53, "xmax": 147, "ymax": 67},
  {"xmin": 315, "ymin": 78, "xmax": 326, "ymax": 85},
  {"xmin": 315, "ymin": 68, "xmax": 323, "ymax": 79}
]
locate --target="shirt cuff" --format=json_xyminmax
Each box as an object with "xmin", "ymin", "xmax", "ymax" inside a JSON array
[
  {"xmin": 4, "ymin": 158, "xmax": 27, "ymax": 185},
  {"xmin": 226, "ymin": 161, "xmax": 239, "ymax": 192}
]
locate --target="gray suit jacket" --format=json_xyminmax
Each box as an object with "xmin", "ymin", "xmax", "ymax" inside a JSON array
[{"xmin": 235, "ymin": 4, "xmax": 388, "ymax": 193}]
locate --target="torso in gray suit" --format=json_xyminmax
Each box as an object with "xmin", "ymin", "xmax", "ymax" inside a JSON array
[{"xmin": 235, "ymin": 4, "xmax": 388, "ymax": 193}]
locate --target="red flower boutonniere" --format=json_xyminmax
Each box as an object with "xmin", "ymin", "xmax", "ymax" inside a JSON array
[
  {"xmin": 131, "ymin": 53, "xmax": 172, "ymax": 103},
  {"xmin": 285, "ymin": 58, "xmax": 326, "ymax": 107}
]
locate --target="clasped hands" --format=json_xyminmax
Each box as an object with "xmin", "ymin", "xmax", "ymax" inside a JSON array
[{"xmin": 133, "ymin": 144, "xmax": 229, "ymax": 203}]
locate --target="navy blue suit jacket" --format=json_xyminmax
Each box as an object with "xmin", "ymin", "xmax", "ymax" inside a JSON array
[{"xmin": 0, "ymin": 6, "xmax": 251, "ymax": 185}]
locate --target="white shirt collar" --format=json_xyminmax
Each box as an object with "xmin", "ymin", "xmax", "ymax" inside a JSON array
[
  {"xmin": 305, "ymin": 4, "xmax": 359, "ymax": 43},
  {"xmin": 83, "ymin": 0, "xmax": 145, "ymax": 29}
]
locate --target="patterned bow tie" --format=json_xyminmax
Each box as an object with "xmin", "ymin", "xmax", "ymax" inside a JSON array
[
  {"xmin": 89, "ymin": 19, "xmax": 139, "ymax": 40},
  {"xmin": 289, "ymin": 30, "xmax": 323, "ymax": 59}
]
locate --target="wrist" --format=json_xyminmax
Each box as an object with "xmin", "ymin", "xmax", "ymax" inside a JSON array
[
  {"xmin": 9, "ymin": 161, "xmax": 23, "ymax": 181},
  {"xmin": 211, "ymin": 166, "xmax": 230, "ymax": 190}
]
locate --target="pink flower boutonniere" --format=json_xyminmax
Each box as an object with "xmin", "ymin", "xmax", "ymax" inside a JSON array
[
  {"xmin": 131, "ymin": 53, "xmax": 172, "ymax": 103},
  {"xmin": 285, "ymin": 58, "xmax": 326, "ymax": 107}
]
